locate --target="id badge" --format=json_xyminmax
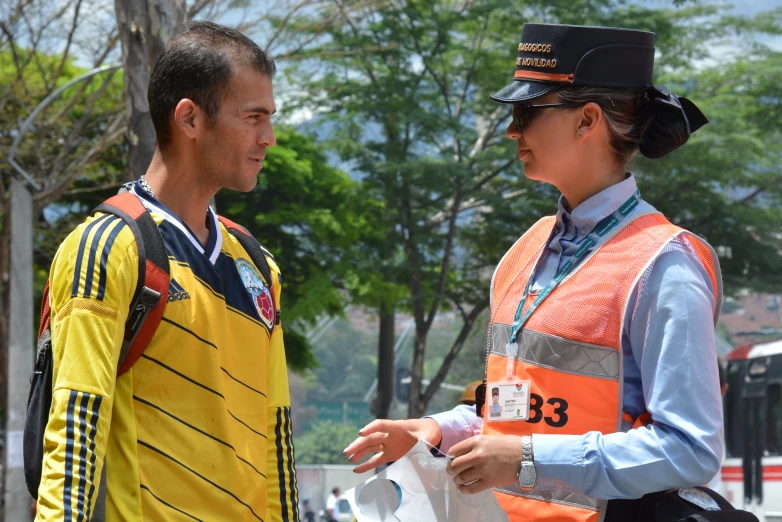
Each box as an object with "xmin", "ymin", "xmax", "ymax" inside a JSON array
[{"xmin": 485, "ymin": 380, "xmax": 531, "ymax": 422}]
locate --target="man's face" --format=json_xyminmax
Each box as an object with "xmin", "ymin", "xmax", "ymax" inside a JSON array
[{"xmin": 199, "ymin": 65, "xmax": 276, "ymax": 192}]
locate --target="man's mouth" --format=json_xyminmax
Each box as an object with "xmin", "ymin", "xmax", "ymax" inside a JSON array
[{"xmin": 517, "ymin": 149, "xmax": 531, "ymax": 160}]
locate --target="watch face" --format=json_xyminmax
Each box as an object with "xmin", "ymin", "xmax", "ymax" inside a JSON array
[{"xmin": 519, "ymin": 463, "xmax": 536, "ymax": 487}]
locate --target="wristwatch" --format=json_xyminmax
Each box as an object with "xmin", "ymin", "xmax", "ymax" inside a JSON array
[{"xmin": 518, "ymin": 435, "xmax": 536, "ymax": 492}]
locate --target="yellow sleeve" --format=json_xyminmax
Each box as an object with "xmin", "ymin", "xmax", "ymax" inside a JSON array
[
  {"xmin": 265, "ymin": 258, "xmax": 300, "ymax": 522},
  {"xmin": 35, "ymin": 214, "xmax": 138, "ymax": 521}
]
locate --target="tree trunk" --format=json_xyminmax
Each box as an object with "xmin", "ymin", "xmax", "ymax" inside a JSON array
[
  {"xmin": 114, "ymin": 0, "xmax": 185, "ymax": 180},
  {"xmin": 407, "ymin": 330, "xmax": 428, "ymax": 419},
  {"xmin": 376, "ymin": 301, "xmax": 395, "ymax": 419}
]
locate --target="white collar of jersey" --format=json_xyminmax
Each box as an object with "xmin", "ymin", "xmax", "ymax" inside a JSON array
[{"xmin": 131, "ymin": 183, "xmax": 223, "ymax": 265}]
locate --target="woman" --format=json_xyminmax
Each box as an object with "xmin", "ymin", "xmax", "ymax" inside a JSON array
[{"xmin": 344, "ymin": 23, "xmax": 723, "ymax": 521}]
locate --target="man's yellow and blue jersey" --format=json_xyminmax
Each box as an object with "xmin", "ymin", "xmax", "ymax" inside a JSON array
[{"xmin": 36, "ymin": 184, "xmax": 299, "ymax": 521}]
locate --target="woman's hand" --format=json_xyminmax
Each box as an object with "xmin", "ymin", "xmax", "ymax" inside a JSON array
[
  {"xmin": 343, "ymin": 418, "xmax": 442, "ymax": 474},
  {"xmin": 447, "ymin": 435, "xmax": 524, "ymax": 494}
]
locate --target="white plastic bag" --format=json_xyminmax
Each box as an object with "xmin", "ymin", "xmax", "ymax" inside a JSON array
[{"xmin": 345, "ymin": 441, "xmax": 509, "ymax": 522}]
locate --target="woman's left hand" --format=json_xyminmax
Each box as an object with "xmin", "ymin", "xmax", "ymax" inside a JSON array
[{"xmin": 446, "ymin": 435, "xmax": 524, "ymax": 494}]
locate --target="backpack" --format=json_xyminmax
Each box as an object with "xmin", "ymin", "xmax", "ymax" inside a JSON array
[{"xmin": 23, "ymin": 191, "xmax": 275, "ymax": 506}]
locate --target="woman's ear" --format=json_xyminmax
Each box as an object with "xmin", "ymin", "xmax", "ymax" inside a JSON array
[{"xmin": 576, "ymin": 102, "xmax": 603, "ymax": 140}]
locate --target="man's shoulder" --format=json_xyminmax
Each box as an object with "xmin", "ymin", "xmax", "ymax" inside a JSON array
[{"xmin": 50, "ymin": 212, "xmax": 140, "ymax": 307}]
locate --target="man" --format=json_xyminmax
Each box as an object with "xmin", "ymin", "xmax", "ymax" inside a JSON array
[
  {"xmin": 302, "ymin": 499, "xmax": 316, "ymax": 522},
  {"xmin": 35, "ymin": 21, "xmax": 298, "ymax": 521},
  {"xmin": 325, "ymin": 487, "xmax": 341, "ymax": 521}
]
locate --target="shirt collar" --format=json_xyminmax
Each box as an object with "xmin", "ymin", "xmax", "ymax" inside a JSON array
[
  {"xmin": 556, "ymin": 173, "xmax": 639, "ymax": 231},
  {"xmin": 131, "ymin": 181, "xmax": 222, "ymax": 265}
]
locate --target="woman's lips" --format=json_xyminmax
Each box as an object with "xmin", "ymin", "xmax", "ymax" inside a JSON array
[{"xmin": 517, "ymin": 149, "xmax": 531, "ymax": 161}]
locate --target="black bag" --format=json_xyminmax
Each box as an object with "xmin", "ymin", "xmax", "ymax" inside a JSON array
[{"xmin": 605, "ymin": 486, "xmax": 759, "ymax": 521}]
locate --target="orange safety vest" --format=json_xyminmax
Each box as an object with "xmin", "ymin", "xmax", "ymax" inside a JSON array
[{"xmin": 481, "ymin": 211, "xmax": 722, "ymax": 521}]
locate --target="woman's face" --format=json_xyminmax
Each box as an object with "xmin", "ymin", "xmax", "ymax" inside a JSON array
[{"xmin": 505, "ymin": 92, "xmax": 585, "ymax": 188}]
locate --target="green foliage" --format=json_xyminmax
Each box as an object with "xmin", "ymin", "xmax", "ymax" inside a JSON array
[
  {"xmin": 295, "ymin": 421, "xmax": 360, "ymax": 464},
  {"xmin": 284, "ymin": 0, "xmax": 782, "ymax": 415},
  {"xmin": 636, "ymin": 45, "xmax": 782, "ymax": 293},
  {"xmin": 0, "ymin": 49, "xmax": 126, "ymax": 198},
  {"xmin": 216, "ymin": 126, "xmax": 367, "ymax": 371}
]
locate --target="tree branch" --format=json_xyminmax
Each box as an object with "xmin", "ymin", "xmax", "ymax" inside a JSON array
[
  {"xmin": 51, "ymin": 0, "xmax": 82, "ymax": 83},
  {"xmin": 422, "ymin": 300, "xmax": 487, "ymax": 405},
  {"xmin": 425, "ymin": 190, "xmax": 462, "ymax": 330}
]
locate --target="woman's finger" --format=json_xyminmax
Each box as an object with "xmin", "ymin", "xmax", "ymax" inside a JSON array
[
  {"xmin": 457, "ymin": 479, "xmax": 489, "ymax": 495},
  {"xmin": 343, "ymin": 431, "xmax": 387, "ymax": 458},
  {"xmin": 453, "ymin": 467, "xmax": 483, "ymax": 487},
  {"xmin": 359, "ymin": 419, "xmax": 392, "ymax": 437},
  {"xmin": 448, "ymin": 437, "xmax": 476, "ymax": 458},
  {"xmin": 348, "ymin": 443, "xmax": 386, "ymax": 463},
  {"xmin": 353, "ymin": 450, "xmax": 389, "ymax": 474},
  {"xmin": 447, "ymin": 452, "xmax": 477, "ymax": 477}
]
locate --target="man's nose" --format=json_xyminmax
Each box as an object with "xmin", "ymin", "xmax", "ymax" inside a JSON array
[{"xmin": 258, "ymin": 123, "xmax": 277, "ymax": 147}]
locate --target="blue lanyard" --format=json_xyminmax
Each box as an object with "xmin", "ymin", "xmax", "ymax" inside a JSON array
[{"xmin": 508, "ymin": 190, "xmax": 641, "ymax": 345}]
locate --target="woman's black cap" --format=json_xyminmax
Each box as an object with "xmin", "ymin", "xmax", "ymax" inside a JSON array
[{"xmin": 491, "ymin": 23, "xmax": 656, "ymax": 104}]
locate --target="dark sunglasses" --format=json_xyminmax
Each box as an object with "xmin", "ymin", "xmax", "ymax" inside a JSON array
[{"xmin": 512, "ymin": 102, "xmax": 583, "ymax": 131}]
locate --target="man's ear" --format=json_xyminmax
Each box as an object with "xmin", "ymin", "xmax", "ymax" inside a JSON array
[
  {"xmin": 576, "ymin": 102, "xmax": 603, "ymax": 140},
  {"xmin": 173, "ymin": 98, "xmax": 202, "ymax": 140}
]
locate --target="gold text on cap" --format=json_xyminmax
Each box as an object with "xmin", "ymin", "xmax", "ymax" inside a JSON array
[
  {"xmin": 516, "ymin": 57, "xmax": 558, "ymax": 69},
  {"xmin": 518, "ymin": 43, "xmax": 552, "ymax": 53}
]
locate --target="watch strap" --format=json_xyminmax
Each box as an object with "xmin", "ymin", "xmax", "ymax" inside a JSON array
[{"xmin": 521, "ymin": 435, "xmax": 533, "ymax": 462}]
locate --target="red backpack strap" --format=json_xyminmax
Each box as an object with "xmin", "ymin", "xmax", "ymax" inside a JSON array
[
  {"xmin": 94, "ymin": 192, "xmax": 170, "ymax": 375},
  {"xmin": 38, "ymin": 280, "xmax": 51, "ymax": 339},
  {"xmin": 217, "ymin": 215, "xmax": 274, "ymax": 290}
]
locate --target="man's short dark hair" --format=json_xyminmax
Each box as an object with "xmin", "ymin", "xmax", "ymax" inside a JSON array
[
  {"xmin": 332, "ymin": 487, "xmax": 340, "ymax": 495},
  {"xmin": 492, "ymin": 387, "xmax": 499, "ymax": 395},
  {"xmin": 148, "ymin": 20, "xmax": 276, "ymax": 148}
]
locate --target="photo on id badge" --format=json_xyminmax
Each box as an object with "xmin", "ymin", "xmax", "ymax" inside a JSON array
[{"xmin": 488, "ymin": 381, "xmax": 530, "ymax": 421}]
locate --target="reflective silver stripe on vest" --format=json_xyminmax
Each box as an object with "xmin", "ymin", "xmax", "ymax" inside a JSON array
[
  {"xmin": 495, "ymin": 482, "xmax": 601, "ymax": 511},
  {"xmin": 490, "ymin": 323, "xmax": 620, "ymax": 380}
]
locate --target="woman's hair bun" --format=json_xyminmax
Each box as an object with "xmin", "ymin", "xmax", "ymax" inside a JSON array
[{"xmin": 639, "ymin": 85, "xmax": 709, "ymax": 159}]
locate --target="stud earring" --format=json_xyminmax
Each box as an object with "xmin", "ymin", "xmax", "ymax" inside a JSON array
[{"xmin": 576, "ymin": 129, "xmax": 582, "ymax": 139}]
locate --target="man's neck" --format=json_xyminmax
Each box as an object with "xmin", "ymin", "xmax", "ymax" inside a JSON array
[{"xmin": 143, "ymin": 149, "xmax": 215, "ymax": 247}]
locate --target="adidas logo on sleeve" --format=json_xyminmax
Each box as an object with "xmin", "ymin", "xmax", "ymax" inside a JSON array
[{"xmin": 168, "ymin": 279, "xmax": 191, "ymax": 302}]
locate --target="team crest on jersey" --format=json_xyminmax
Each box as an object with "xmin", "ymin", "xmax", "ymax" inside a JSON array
[{"xmin": 235, "ymin": 258, "xmax": 275, "ymax": 330}]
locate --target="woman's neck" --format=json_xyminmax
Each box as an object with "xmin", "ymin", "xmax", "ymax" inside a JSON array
[{"xmin": 560, "ymin": 166, "xmax": 627, "ymax": 211}]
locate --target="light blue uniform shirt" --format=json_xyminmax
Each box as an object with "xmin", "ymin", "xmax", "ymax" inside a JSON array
[{"xmin": 430, "ymin": 174, "xmax": 724, "ymax": 499}]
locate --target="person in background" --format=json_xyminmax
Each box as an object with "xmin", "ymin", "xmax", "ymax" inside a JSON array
[
  {"xmin": 302, "ymin": 499, "xmax": 315, "ymax": 522},
  {"xmin": 325, "ymin": 487, "xmax": 341, "ymax": 522},
  {"xmin": 707, "ymin": 357, "xmax": 729, "ymax": 492},
  {"xmin": 458, "ymin": 380, "xmax": 483, "ymax": 407}
]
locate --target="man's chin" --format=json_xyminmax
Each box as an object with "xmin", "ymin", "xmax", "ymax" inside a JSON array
[{"xmin": 227, "ymin": 175, "xmax": 259, "ymax": 193}]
